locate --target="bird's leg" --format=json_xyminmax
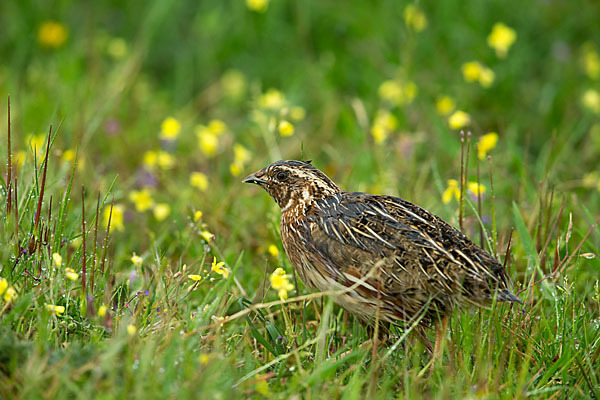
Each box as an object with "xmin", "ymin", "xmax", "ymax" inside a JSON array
[{"xmin": 431, "ymin": 315, "xmax": 449, "ymax": 371}]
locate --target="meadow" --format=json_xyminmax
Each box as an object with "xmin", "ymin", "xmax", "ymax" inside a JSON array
[{"xmin": 1, "ymin": 0, "xmax": 600, "ymax": 398}]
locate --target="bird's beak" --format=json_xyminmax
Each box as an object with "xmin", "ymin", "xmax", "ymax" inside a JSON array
[{"xmin": 243, "ymin": 171, "xmax": 267, "ymax": 185}]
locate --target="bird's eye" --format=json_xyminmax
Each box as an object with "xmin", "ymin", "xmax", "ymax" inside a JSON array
[{"xmin": 276, "ymin": 171, "xmax": 288, "ymax": 181}]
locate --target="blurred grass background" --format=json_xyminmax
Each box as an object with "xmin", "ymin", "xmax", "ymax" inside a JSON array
[{"xmin": 1, "ymin": 0, "xmax": 600, "ymax": 398}]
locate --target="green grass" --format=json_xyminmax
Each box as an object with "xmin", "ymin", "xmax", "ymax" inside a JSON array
[{"xmin": 1, "ymin": 0, "xmax": 600, "ymax": 398}]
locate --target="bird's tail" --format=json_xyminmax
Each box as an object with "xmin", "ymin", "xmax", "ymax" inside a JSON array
[{"xmin": 497, "ymin": 289, "xmax": 522, "ymax": 304}]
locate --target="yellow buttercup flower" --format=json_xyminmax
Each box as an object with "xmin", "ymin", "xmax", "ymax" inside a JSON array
[
  {"xmin": 290, "ymin": 106, "xmax": 306, "ymax": 121},
  {"xmin": 582, "ymin": 89, "xmax": 600, "ymax": 114},
  {"xmin": 378, "ymin": 80, "xmax": 418, "ymax": 106},
  {"xmin": 371, "ymin": 110, "xmax": 398, "ymax": 144},
  {"xmin": 196, "ymin": 126, "xmax": 219, "ymax": 157},
  {"xmin": 230, "ymin": 163, "xmax": 243, "ymax": 176},
  {"xmin": 65, "ymin": 268, "xmax": 79, "ymax": 281},
  {"xmin": 0, "ymin": 278, "xmax": 8, "ymax": 296},
  {"xmin": 131, "ymin": 253, "xmax": 143, "ymax": 267},
  {"xmin": 199, "ymin": 354, "xmax": 210, "ymax": 365},
  {"xmin": 246, "ymin": 0, "xmax": 269, "ymax": 13},
  {"xmin": 200, "ymin": 230, "xmax": 214, "ymax": 242},
  {"xmin": 278, "ymin": 120, "xmax": 295, "ymax": 137},
  {"xmin": 487, "ymin": 23, "xmax": 517, "ymax": 58},
  {"xmin": 38, "ymin": 21, "xmax": 68, "ymax": 48},
  {"xmin": 61, "ymin": 149, "xmax": 75, "ymax": 163},
  {"xmin": 468, "ymin": 182, "xmax": 486, "ymax": 196},
  {"xmin": 270, "ymin": 268, "xmax": 294, "ymax": 301},
  {"xmin": 404, "ymin": 4, "xmax": 427, "ymax": 32},
  {"xmin": 448, "ymin": 110, "xmax": 471, "ymax": 130},
  {"xmin": 129, "ymin": 189, "xmax": 154, "ymax": 212},
  {"xmin": 581, "ymin": 43, "xmax": 600, "ymax": 80},
  {"xmin": 157, "ymin": 151, "xmax": 175, "ymax": 169},
  {"xmin": 98, "ymin": 305, "xmax": 108, "ymax": 317},
  {"xmin": 153, "ymin": 203, "xmax": 171, "ymax": 221},
  {"xmin": 461, "ymin": 62, "xmax": 495, "ymax": 87},
  {"xmin": 259, "ymin": 89, "xmax": 285, "ymax": 110},
  {"xmin": 233, "ymin": 144, "xmax": 251, "ymax": 165},
  {"xmin": 208, "ymin": 120, "xmax": 227, "ymax": 136},
  {"xmin": 14, "ymin": 151, "xmax": 26, "ymax": 168},
  {"xmin": 477, "ymin": 132, "xmax": 499, "ymax": 159},
  {"xmin": 103, "ymin": 204, "xmax": 125, "ymax": 232},
  {"xmin": 3, "ymin": 286, "xmax": 17, "ymax": 303},
  {"xmin": 26, "ymin": 134, "xmax": 46, "ymax": 156},
  {"xmin": 442, "ymin": 179, "xmax": 460, "ymax": 204},
  {"xmin": 211, "ymin": 257, "xmax": 230, "ymax": 279},
  {"xmin": 46, "ymin": 304, "xmax": 66, "ymax": 316},
  {"xmin": 52, "ymin": 253, "xmax": 63, "ymax": 267},
  {"xmin": 188, "ymin": 274, "xmax": 202, "ymax": 281},
  {"xmin": 160, "ymin": 117, "xmax": 181, "ymax": 140},
  {"xmin": 194, "ymin": 210, "xmax": 203, "ymax": 221},
  {"xmin": 436, "ymin": 96, "xmax": 456, "ymax": 116},
  {"xmin": 127, "ymin": 324, "xmax": 137, "ymax": 336},
  {"xmin": 268, "ymin": 244, "xmax": 279, "ymax": 257},
  {"xmin": 190, "ymin": 172, "xmax": 208, "ymax": 191}
]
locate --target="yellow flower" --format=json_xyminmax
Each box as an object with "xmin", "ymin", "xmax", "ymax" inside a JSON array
[
  {"xmin": 581, "ymin": 43, "xmax": 600, "ymax": 80},
  {"xmin": 199, "ymin": 354, "xmax": 210, "ymax": 365},
  {"xmin": 270, "ymin": 268, "xmax": 294, "ymax": 301},
  {"xmin": 259, "ymin": 89, "xmax": 285, "ymax": 109},
  {"xmin": 14, "ymin": 151, "xmax": 26, "ymax": 168},
  {"xmin": 233, "ymin": 143, "xmax": 251, "ymax": 165},
  {"xmin": 107, "ymin": 37, "xmax": 128, "ymax": 60},
  {"xmin": 211, "ymin": 257, "xmax": 230, "ymax": 279},
  {"xmin": 371, "ymin": 110, "xmax": 398, "ymax": 144},
  {"xmin": 129, "ymin": 189, "xmax": 154, "ymax": 212},
  {"xmin": 3, "ymin": 287, "xmax": 17, "ymax": 303},
  {"xmin": 208, "ymin": 119, "xmax": 227, "ymax": 136},
  {"xmin": 131, "ymin": 253, "xmax": 143, "ymax": 267},
  {"xmin": 468, "ymin": 182, "xmax": 486, "ymax": 196},
  {"xmin": 477, "ymin": 132, "xmax": 499, "ymax": 159},
  {"xmin": 487, "ymin": 23, "xmax": 517, "ymax": 58},
  {"xmin": 290, "ymin": 106, "xmax": 306, "ymax": 121},
  {"xmin": 26, "ymin": 134, "xmax": 46, "ymax": 155},
  {"xmin": 61, "ymin": 149, "xmax": 75, "ymax": 163},
  {"xmin": 278, "ymin": 120, "xmax": 295, "ymax": 137},
  {"xmin": 0, "ymin": 278, "xmax": 7, "ymax": 296},
  {"xmin": 98, "ymin": 305, "xmax": 108, "ymax": 317},
  {"xmin": 160, "ymin": 117, "xmax": 181, "ymax": 140},
  {"xmin": 448, "ymin": 110, "xmax": 471, "ymax": 130},
  {"xmin": 436, "ymin": 96, "xmax": 456, "ymax": 116},
  {"xmin": 196, "ymin": 126, "xmax": 219, "ymax": 157},
  {"xmin": 246, "ymin": 0, "xmax": 269, "ymax": 13},
  {"xmin": 462, "ymin": 61, "xmax": 494, "ymax": 87},
  {"xmin": 52, "ymin": 253, "xmax": 63, "ymax": 267},
  {"xmin": 38, "ymin": 21, "xmax": 68, "ymax": 48},
  {"xmin": 404, "ymin": 4, "xmax": 427, "ymax": 32},
  {"xmin": 378, "ymin": 80, "xmax": 404, "ymax": 104},
  {"xmin": 46, "ymin": 304, "xmax": 66, "ymax": 316},
  {"xmin": 478, "ymin": 67, "xmax": 495, "ymax": 88},
  {"xmin": 200, "ymin": 230, "xmax": 214, "ymax": 242},
  {"xmin": 157, "ymin": 151, "xmax": 175, "ymax": 169},
  {"xmin": 190, "ymin": 172, "xmax": 208, "ymax": 191},
  {"xmin": 65, "ymin": 268, "xmax": 79, "ymax": 281},
  {"xmin": 143, "ymin": 151, "xmax": 157, "ymax": 168},
  {"xmin": 194, "ymin": 210, "xmax": 203, "ymax": 221},
  {"xmin": 255, "ymin": 378, "xmax": 270, "ymax": 396},
  {"xmin": 153, "ymin": 203, "xmax": 171, "ymax": 221},
  {"xmin": 230, "ymin": 163, "xmax": 243, "ymax": 176},
  {"xmin": 103, "ymin": 204, "xmax": 125, "ymax": 232},
  {"xmin": 268, "ymin": 244, "xmax": 279, "ymax": 257},
  {"xmin": 582, "ymin": 89, "xmax": 600, "ymax": 114},
  {"xmin": 188, "ymin": 274, "xmax": 202, "ymax": 281},
  {"xmin": 127, "ymin": 324, "xmax": 137, "ymax": 336},
  {"xmin": 442, "ymin": 179, "xmax": 460, "ymax": 204},
  {"xmin": 221, "ymin": 69, "xmax": 247, "ymax": 99}
]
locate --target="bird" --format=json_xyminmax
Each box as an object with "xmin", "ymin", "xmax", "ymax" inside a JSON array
[{"xmin": 243, "ymin": 160, "xmax": 520, "ymax": 360}]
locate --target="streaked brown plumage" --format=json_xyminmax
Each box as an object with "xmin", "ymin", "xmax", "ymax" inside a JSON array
[{"xmin": 244, "ymin": 160, "xmax": 519, "ymax": 333}]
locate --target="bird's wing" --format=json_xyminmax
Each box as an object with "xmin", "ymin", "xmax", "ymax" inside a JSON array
[{"xmin": 305, "ymin": 192, "xmax": 511, "ymax": 299}]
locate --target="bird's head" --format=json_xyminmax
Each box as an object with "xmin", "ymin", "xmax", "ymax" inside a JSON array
[{"xmin": 243, "ymin": 160, "xmax": 341, "ymax": 210}]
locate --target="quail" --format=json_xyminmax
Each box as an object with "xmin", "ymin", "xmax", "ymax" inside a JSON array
[{"xmin": 244, "ymin": 160, "xmax": 519, "ymax": 357}]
